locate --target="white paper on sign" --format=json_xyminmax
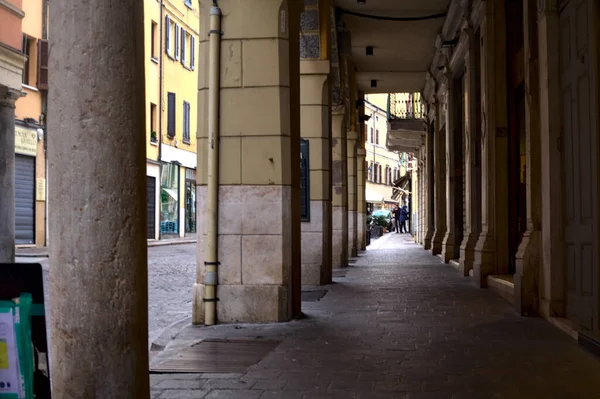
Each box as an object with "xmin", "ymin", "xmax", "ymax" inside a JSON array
[{"xmin": 0, "ymin": 310, "xmax": 20, "ymax": 395}]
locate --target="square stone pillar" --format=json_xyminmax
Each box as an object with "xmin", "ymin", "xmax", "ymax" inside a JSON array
[
  {"xmin": 300, "ymin": 60, "xmax": 332, "ymax": 286},
  {"xmin": 442, "ymin": 74, "xmax": 462, "ymax": 263},
  {"xmin": 459, "ymin": 26, "xmax": 482, "ymax": 277},
  {"xmin": 0, "ymin": 90, "xmax": 22, "ymax": 263},
  {"xmin": 331, "ymin": 108, "xmax": 348, "ymax": 268},
  {"xmin": 473, "ymin": 0, "xmax": 510, "ymax": 287},
  {"xmin": 537, "ymin": 2, "xmax": 565, "ymax": 319},
  {"xmin": 424, "ymin": 119, "xmax": 435, "ymax": 250},
  {"xmin": 347, "ymin": 130, "xmax": 358, "ymax": 257},
  {"xmin": 194, "ymin": 0, "xmax": 301, "ymax": 323},
  {"xmin": 357, "ymin": 148, "xmax": 367, "ymax": 250},
  {"xmin": 431, "ymin": 99, "xmax": 447, "ymax": 255},
  {"xmin": 514, "ymin": 0, "xmax": 542, "ymax": 316},
  {"xmin": 48, "ymin": 0, "xmax": 150, "ymax": 395}
]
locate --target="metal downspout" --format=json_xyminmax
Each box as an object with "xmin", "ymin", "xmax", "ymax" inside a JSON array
[{"xmin": 204, "ymin": 3, "xmax": 221, "ymax": 326}]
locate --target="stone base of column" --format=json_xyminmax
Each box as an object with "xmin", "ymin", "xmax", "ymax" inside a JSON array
[
  {"xmin": 423, "ymin": 228, "xmax": 434, "ymax": 250},
  {"xmin": 348, "ymin": 210, "xmax": 357, "ymax": 257},
  {"xmin": 459, "ymin": 232, "xmax": 478, "ymax": 277},
  {"xmin": 441, "ymin": 232, "xmax": 459, "ymax": 263},
  {"xmin": 332, "ymin": 205, "xmax": 348, "ymax": 268},
  {"xmin": 301, "ymin": 201, "xmax": 332, "ymax": 285},
  {"xmin": 514, "ymin": 229, "xmax": 541, "ymax": 316},
  {"xmin": 357, "ymin": 213, "xmax": 366, "ymax": 251},
  {"xmin": 192, "ymin": 283, "xmax": 290, "ymax": 323},
  {"xmin": 431, "ymin": 229, "xmax": 445, "ymax": 255},
  {"xmin": 473, "ymin": 232, "xmax": 496, "ymax": 288}
]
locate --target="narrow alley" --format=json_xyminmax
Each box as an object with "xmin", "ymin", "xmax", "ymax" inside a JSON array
[{"xmin": 149, "ymin": 234, "xmax": 600, "ymax": 399}]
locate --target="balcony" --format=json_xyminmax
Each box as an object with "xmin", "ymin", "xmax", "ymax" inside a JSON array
[{"xmin": 386, "ymin": 92, "xmax": 427, "ymax": 153}]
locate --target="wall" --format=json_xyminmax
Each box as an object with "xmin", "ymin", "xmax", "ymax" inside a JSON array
[{"xmin": 0, "ymin": 0, "xmax": 23, "ymax": 50}]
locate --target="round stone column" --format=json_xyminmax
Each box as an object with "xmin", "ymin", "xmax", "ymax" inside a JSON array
[{"xmin": 48, "ymin": 0, "xmax": 150, "ymax": 397}]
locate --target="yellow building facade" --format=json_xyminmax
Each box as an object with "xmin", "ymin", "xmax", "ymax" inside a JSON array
[
  {"xmin": 144, "ymin": 0, "xmax": 199, "ymax": 239},
  {"xmin": 363, "ymin": 94, "xmax": 408, "ymax": 213},
  {"xmin": 14, "ymin": 0, "xmax": 48, "ymax": 247}
]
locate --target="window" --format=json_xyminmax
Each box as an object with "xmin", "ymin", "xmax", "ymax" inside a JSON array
[
  {"xmin": 165, "ymin": 16, "xmax": 179, "ymax": 60},
  {"xmin": 374, "ymin": 163, "xmax": 379, "ymax": 183},
  {"xmin": 167, "ymin": 92, "xmax": 176, "ymax": 138},
  {"xmin": 150, "ymin": 103, "xmax": 157, "ymax": 142},
  {"xmin": 184, "ymin": 0, "xmax": 193, "ymax": 8},
  {"xmin": 375, "ymin": 129, "xmax": 379, "ymax": 145},
  {"xmin": 183, "ymin": 101, "xmax": 191, "ymax": 143},
  {"xmin": 180, "ymin": 30, "xmax": 195, "ymax": 70},
  {"xmin": 300, "ymin": 139, "xmax": 310, "ymax": 221},
  {"xmin": 161, "ymin": 162, "xmax": 180, "ymax": 235},
  {"xmin": 151, "ymin": 21, "xmax": 158, "ymax": 60},
  {"xmin": 22, "ymin": 35, "xmax": 32, "ymax": 85},
  {"xmin": 370, "ymin": 127, "xmax": 374, "ymax": 143}
]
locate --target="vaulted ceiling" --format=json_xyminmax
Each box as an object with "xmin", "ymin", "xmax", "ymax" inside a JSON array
[{"xmin": 335, "ymin": 0, "xmax": 450, "ymax": 94}]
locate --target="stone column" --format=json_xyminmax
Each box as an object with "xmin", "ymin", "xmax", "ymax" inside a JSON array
[
  {"xmin": 442, "ymin": 73, "xmax": 461, "ymax": 262},
  {"xmin": 300, "ymin": 60, "xmax": 332, "ymax": 286},
  {"xmin": 356, "ymin": 148, "xmax": 366, "ymax": 250},
  {"xmin": 331, "ymin": 107, "xmax": 348, "ymax": 268},
  {"xmin": 537, "ymin": 1, "xmax": 564, "ymax": 319},
  {"xmin": 194, "ymin": 0, "xmax": 301, "ymax": 322},
  {"xmin": 347, "ymin": 130, "xmax": 358, "ymax": 257},
  {"xmin": 431, "ymin": 98, "xmax": 447, "ymax": 255},
  {"xmin": 459, "ymin": 26, "xmax": 481, "ymax": 276},
  {"xmin": 514, "ymin": 0, "xmax": 542, "ymax": 315},
  {"xmin": 0, "ymin": 90, "xmax": 20, "ymax": 263},
  {"xmin": 473, "ymin": 0, "xmax": 510, "ymax": 287},
  {"xmin": 48, "ymin": 1, "xmax": 150, "ymax": 396},
  {"xmin": 424, "ymin": 119, "xmax": 435, "ymax": 250}
]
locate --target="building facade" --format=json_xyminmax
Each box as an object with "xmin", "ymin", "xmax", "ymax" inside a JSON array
[
  {"xmin": 14, "ymin": 0, "xmax": 48, "ymax": 248},
  {"xmin": 144, "ymin": 0, "xmax": 199, "ymax": 240}
]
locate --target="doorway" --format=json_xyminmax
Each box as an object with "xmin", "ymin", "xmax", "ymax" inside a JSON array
[{"xmin": 559, "ymin": 0, "xmax": 599, "ymax": 330}]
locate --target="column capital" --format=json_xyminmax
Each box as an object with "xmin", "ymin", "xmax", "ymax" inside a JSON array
[
  {"xmin": 332, "ymin": 104, "xmax": 345, "ymax": 116},
  {"xmin": 0, "ymin": 88, "xmax": 24, "ymax": 108},
  {"xmin": 347, "ymin": 130, "xmax": 359, "ymax": 140},
  {"xmin": 356, "ymin": 148, "xmax": 366, "ymax": 157}
]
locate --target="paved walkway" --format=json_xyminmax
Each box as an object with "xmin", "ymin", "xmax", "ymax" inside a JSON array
[{"xmin": 150, "ymin": 234, "xmax": 600, "ymax": 398}]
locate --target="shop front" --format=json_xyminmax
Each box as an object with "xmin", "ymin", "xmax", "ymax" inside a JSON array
[
  {"xmin": 14, "ymin": 125, "xmax": 44, "ymax": 246},
  {"xmin": 184, "ymin": 168, "xmax": 196, "ymax": 235},
  {"xmin": 160, "ymin": 162, "xmax": 179, "ymax": 236}
]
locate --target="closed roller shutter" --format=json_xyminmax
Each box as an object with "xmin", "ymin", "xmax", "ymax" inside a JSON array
[
  {"xmin": 147, "ymin": 176, "xmax": 156, "ymax": 239},
  {"xmin": 15, "ymin": 155, "xmax": 35, "ymax": 245}
]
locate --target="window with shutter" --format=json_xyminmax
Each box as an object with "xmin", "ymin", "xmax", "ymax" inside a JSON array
[
  {"xmin": 165, "ymin": 16, "xmax": 171, "ymax": 55},
  {"xmin": 300, "ymin": 139, "xmax": 310, "ymax": 221},
  {"xmin": 174, "ymin": 24, "xmax": 180, "ymax": 60},
  {"xmin": 183, "ymin": 101, "xmax": 190, "ymax": 143},
  {"xmin": 37, "ymin": 39, "xmax": 49, "ymax": 90},
  {"xmin": 167, "ymin": 92, "xmax": 176, "ymax": 138},
  {"xmin": 190, "ymin": 36, "xmax": 195, "ymax": 70},
  {"xmin": 181, "ymin": 28, "xmax": 186, "ymax": 64}
]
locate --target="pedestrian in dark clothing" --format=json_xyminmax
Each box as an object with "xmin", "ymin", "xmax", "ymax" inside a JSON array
[
  {"xmin": 392, "ymin": 205, "xmax": 401, "ymax": 233},
  {"xmin": 399, "ymin": 204, "xmax": 409, "ymax": 233}
]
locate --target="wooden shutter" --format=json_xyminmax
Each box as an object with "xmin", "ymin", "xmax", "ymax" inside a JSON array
[
  {"xmin": 183, "ymin": 102, "xmax": 190, "ymax": 142},
  {"xmin": 174, "ymin": 24, "xmax": 179, "ymax": 60},
  {"xmin": 37, "ymin": 39, "xmax": 49, "ymax": 90},
  {"xmin": 190, "ymin": 36, "xmax": 195, "ymax": 70},
  {"xmin": 167, "ymin": 93, "xmax": 176, "ymax": 138},
  {"xmin": 165, "ymin": 16, "xmax": 170, "ymax": 55},
  {"xmin": 181, "ymin": 29, "xmax": 186, "ymax": 64}
]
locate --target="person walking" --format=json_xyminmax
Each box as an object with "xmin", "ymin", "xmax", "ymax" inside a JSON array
[
  {"xmin": 399, "ymin": 203, "xmax": 409, "ymax": 233},
  {"xmin": 392, "ymin": 205, "xmax": 401, "ymax": 233}
]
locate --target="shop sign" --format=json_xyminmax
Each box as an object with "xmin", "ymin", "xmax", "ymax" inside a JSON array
[{"xmin": 15, "ymin": 126, "xmax": 37, "ymax": 156}]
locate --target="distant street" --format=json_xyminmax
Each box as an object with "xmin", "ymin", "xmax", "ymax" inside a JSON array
[{"xmin": 17, "ymin": 243, "xmax": 197, "ymax": 349}]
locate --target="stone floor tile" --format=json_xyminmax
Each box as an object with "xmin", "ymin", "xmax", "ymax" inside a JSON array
[{"xmin": 152, "ymin": 233, "xmax": 600, "ymax": 398}]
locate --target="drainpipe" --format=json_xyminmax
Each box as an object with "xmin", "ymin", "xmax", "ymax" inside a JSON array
[
  {"xmin": 204, "ymin": 3, "xmax": 222, "ymax": 326},
  {"xmin": 158, "ymin": 1, "xmax": 165, "ymax": 240},
  {"xmin": 42, "ymin": 0, "xmax": 48, "ymax": 246}
]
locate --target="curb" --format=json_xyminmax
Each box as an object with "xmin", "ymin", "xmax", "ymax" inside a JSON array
[{"xmin": 16, "ymin": 239, "xmax": 198, "ymax": 258}]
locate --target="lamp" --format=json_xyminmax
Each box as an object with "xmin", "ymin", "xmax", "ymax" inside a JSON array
[
  {"xmin": 370, "ymin": 80, "xmax": 377, "ymax": 88},
  {"xmin": 366, "ymin": 46, "xmax": 373, "ymax": 56}
]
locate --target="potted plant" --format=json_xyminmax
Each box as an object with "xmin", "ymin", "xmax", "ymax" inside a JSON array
[{"xmin": 151, "ymin": 131, "xmax": 158, "ymax": 143}]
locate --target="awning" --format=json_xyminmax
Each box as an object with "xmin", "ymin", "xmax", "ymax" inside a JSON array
[
  {"xmin": 365, "ymin": 187, "xmax": 384, "ymax": 203},
  {"xmin": 392, "ymin": 171, "xmax": 412, "ymax": 201}
]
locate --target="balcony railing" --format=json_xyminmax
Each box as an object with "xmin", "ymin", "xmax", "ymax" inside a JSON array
[{"xmin": 387, "ymin": 92, "xmax": 425, "ymax": 120}]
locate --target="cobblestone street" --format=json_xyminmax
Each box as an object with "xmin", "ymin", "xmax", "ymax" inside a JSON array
[
  {"xmin": 19, "ymin": 242, "xmax": 197, "ymax": 348},
  {"xmin": 149, "ymin": 234, "xmax": 600, "ymax": 398}
]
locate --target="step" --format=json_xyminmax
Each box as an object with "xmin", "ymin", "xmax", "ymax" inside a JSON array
[{"xmin": 487, "ymin": 275, "xmax": 515, "ymax": 305}]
